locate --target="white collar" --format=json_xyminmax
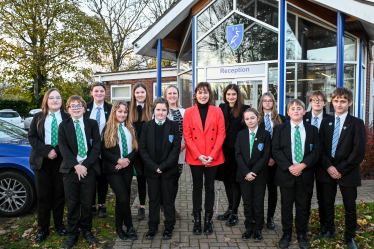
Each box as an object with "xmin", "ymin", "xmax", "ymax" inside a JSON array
[
  {"xmin": 290, "ymin": 120, "xmax": 304, "ymax": 130},
  {"xmin": 155, "ymin": 118, "xmax": 166, "ymax": 125},
  {"xmin": 248, "ymin": 126, "xmax": 258, "ymax": 135},
  {"xmin": 264, "ymin": 112, "xmax": 272, "ymax": 118},
  {"xmin": 311, "ymin": 111, "xmax": 323, "ymax": 120},
  {"xmin": 49, "ymin": 110, "xmax": 61, "ymax": 116},
  {"xmin": 93, "ymin": 101, "xmax": 104, "ymax": 110},
  {"xmin": 137, "ymin": 102, "xmax": 144, "ymax": 108},
  {"xmin": 72, "ymin": 116, "xmax": 84, "ymax": 124},
  {"xmin": 335, "ymin": 111, "xmax": 348, "ymax": 120}
]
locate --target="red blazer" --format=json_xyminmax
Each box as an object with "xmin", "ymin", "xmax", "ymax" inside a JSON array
[{"xmin": 183, "ymin": 104, "xmax": 225, "ymax": 166}]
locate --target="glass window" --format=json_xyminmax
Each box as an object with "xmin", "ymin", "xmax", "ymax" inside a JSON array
[
  {"xmin": 209, "ymin": 82, "xmax": 230, "ymax": 106},
  {"xmin": 197, "ymin": 0, "xmax": 233, "ymax": 39},
  {"xmin": 111, "ymin": 85, "xmax": 131, "ymax": 101},
  {"xmin": 180, "ymin": 71, "xmax": 193, "ymax": 108},
  {"xmin": 179, "ymin": 28, "xmax": 192, "ymax": 73},
  {"xmin": 268, "ymin": 63, "xmax": 279, "ymax": 102},
  {"xmin": 197, "ymin": 69, "xmax": 205, "ymax": 83},
  {"xmin": 238, "ymin": 80, "xmax": 263, "ymax": 109},
  {"xmin": 153, "ymin": 82, "xmax": 177, "ymax": 100},
  {"xmin": 237, "ymin": 0, "xmax": 278, "ymax": 28},
  {"xmin": 197, "ymin": 13, "xmax": 278, "ymax": 67},
  {"xmin": 0, "ymin": 112, "xmax": 19, "ymax": 118}
]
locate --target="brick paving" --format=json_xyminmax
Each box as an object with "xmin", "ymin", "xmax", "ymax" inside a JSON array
[{"xmin": 113, "ymin": 166, "xmax": 374, "ymax": 248}]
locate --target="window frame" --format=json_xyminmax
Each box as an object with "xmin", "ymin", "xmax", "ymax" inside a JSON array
[{"xmin": 111, "ymin": 85, "xmax": 132, "ymax": 102}]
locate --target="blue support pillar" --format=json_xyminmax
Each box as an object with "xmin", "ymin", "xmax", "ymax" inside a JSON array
[
  {"xmin": 278, "ymin": 0, "xmax": 286, "ymax": 115},
  {"xmin": 358, "ymin": 39, "xmax": 363, "ymax": 118},
  {"xmin": 157, "ymin": 39, "xmax": 162, "ymax": 98},
  {"xmin": 192, "ymin": 16, "xmax": 197, "ymax": 96},
  {"xmin": 336, "ymin": 12, "xmax": 345, "ymax": 88}
]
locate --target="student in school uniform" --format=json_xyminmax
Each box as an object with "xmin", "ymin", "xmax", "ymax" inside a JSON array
[
  {"xmin": 303, "ymin": 90, "xmax": 331, "ymax": 232},
  {"xmin": 272, "ymin": 99, "xmax": 321, "ymax": 249},
  {"xmin": 128, "ymin": 83, "xmax": 152, "ymax": 220},
  {"xmin": 315, "ymin": 87, "xmax": 366, "ymax": 249},
  {"xmin": 257, "ymin": 92, "xmax": 286, "ymax": 230},
  {"xmin": 85, "ymin": 82, "xmax": 112, "ymax": 218},
  {"xmin": 139, "ymin": 98, "xmax": 181, "ymax": 240},
  {"xmin": 236, "ymin": 108, "xmax": 271, "ymax": 242},
  {"xmin": 58, "ymin": 95, "xmax": 101, "ymax": 249},
  {"xmin": 101, "ymin": 100, "xmax": 138, "ymax": 240},
  {"xmin": 28, "ymin": 88, "xmax": 69, "ymax": 243}
]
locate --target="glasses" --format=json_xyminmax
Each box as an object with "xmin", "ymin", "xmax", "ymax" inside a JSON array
[
  {"xmin": 48, "ymin": 97, "xmax": 62, "ymax": 100},
  {"xmin": 263, "ymin": 100, "xmax": 273, "ymax": 103},
  {"xmin": 311, "ymin": 99, "xmax": 324, "ymax": 103},
  {"xmin": 69, "ymin": 105, "xmax": 84, "ymax": 110}
]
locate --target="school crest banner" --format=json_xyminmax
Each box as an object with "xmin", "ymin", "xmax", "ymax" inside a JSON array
[{"xmin": 226, "ymin": 24, "xmax": 244, "ymax": 50}]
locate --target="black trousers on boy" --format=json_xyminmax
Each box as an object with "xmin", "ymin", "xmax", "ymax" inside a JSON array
[
  {"xmin": 92, "ymin": 158, "xmax": 108, "ymax": 206},
  {"xmin": 136, "ymin": 175, "xmax": 147, "ymax": 206},
  {"xmin": 34, "ymin": 156, "xmax": 65, "ymax": 230},
  {"xmin": 63, "ymin": 168, "xmax": 96, "ymax": 235},
  {"xmin": 267, "ymin": 165, "xmax": 278, "ymax": 218},
  {"xmin": 240, "ymin": 182, "xmax": 266, "ymax": 230}
]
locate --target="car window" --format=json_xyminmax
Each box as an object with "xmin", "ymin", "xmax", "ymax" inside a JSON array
[
  {"xmin": 0, "ymin": 120, "xmax": 28, "ymax": 142},
  {"xmin": 0, "ymin": 112, "xmax": 19, "ymax": 118}
]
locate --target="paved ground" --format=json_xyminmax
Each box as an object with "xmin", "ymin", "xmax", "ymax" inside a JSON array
[{"xmin": 113, "ymin": 166, "xmax": 374, "ymax": 249}]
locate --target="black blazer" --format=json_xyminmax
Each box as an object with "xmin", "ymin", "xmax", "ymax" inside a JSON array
[
  {"xmin": 235, "ymin": 127, "xmax": 271, "ymax": 184},
  {"xmin": 219, "ymin": 103, "xmax": 250, "ymax": 150},
  {"xmin": 303, "ymin": 111, "xmax": 331, "ymax": 126},
  {"xmin": 139, "ymin": 119, "xmax": 181, "ymax": 179},
  {"xmin": 272, "ymin": 122, "xmax": 321, "ymax": 193},
  {"xmin": 259, "ymin": 113, "xmax": 286, "ymax": 159},
  {"xmin": 28, "ymin": 112, "xmax": 70, "ymax": 170},
  {"xmin": 58, "ymin": 117, "xmax": 101, "ymax": 174},
  {"xmin": 318, "ymin": 114, "xmax": 366, "ymax": 187},
  {"xmin": 101, "ymin": 125, "xmax": 138, "ymax": 175},
  {"xmin": 84, "ymin": 101, "xmax": 112, "ymax": 123}
]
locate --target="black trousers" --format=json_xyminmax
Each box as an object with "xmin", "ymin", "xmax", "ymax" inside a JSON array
[
  {"xmin": 106, "ymin": 170, "xmax": 133, "ymax": 229},
  {"xmin": 267, "ymin": 164, "xmax": 278, "ymax": 218},
  {"xmin": 240, "ymin": 182, "xmax": 266, "ymax": 230},
  {"xmin": 190, "ymin": 165, "xmax": 218, "ymax": 214},
  {"xmin": 223, "ymin": 181, "xmax": 241, "ymax": 213},
  {"xmin": 92, "ymin": 158, "xmax": 108, "ymax": 206},
  {"xmin": 63, "ymin": 168, "xmax": 96, "ymax": 235},
  {"xmin": 34, "ymin": 157, "xmax": 65, "ymax": 229},
  {"xmin": 147, "ymin": 177, "xmax": 176, "ymax": 230},
  {"xmin": 136, "ymin": 174, "xmax": 147, "ymax": 206},
  {"xmin": 308, "ymin": 180, "xmax": 325, "ymax": 228},
  {"xmin": 323, "ymin": 180, "xmax": 357, "ymax": 239},
  {"xmin": 280, "ymin": 177, "xmax": 310, "ymax": 235}
]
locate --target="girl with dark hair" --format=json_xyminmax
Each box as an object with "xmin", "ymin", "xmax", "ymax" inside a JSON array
[{"xmin": 216, "ymin": 84, "xmax": 250, "ymax": 226}]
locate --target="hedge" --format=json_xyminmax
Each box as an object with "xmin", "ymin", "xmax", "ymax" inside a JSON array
[{"xmin": 0, "ymin": 100, "xmax": 33, "ymax": 117}]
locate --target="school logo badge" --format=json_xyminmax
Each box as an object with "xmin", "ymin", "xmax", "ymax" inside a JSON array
[
  {"xmin": 310, "ymin": 144, "xmax": 313, "ymax": 150},
  {"xmin": 227, "ymin": 24, "xmax": 244, "ymax": 50},
  {"xmin": 258, "ymin": 143, "xmax": 264, "ymax": 151},
  {"xmin": 169, "ymin": 135, "xmax": 174, "ymax": 143}
]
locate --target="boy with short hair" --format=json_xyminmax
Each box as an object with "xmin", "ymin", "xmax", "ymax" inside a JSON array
[
  {"xmin": 273, "ymin": 99, "xmax": 321, "ymax": 249},
  {"xmin": 58, "ymin": 95, "xmax": 101, "ymax": 248},
  {"xmin": 316, "ymin": 87, "xmax": 366, "ymax": 249}
]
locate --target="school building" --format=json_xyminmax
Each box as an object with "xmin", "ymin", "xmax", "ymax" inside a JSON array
[{"xmin": 94, "ymin": 0, "xmax": 374, "ymax": 123}]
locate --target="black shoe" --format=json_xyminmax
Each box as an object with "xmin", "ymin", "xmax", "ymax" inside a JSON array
[
  {"xmin": 137, "ymin": 207, "xmax": 145, "ymax": 220},
  {"xmin": 35, "ymin": 228, "xmax": 49, "ymax": 243},
  {"xmin": 203, "ymin": 213, "xmax": 213, "ymax": 235},
  {"xmin": 226, "ymin": 213, "xmax": 239, "ymax": 226},
  {"xmin": 98, "ymin": 205, "xmax": 107, "ymax": 218},
  {"xmin": 314, "ymin": 230, "xmax": 335, "ymax": 240},
  {"xmin": 127, "ymin": 227, "xmax": 138, "ymax": 240},
  {"xmin": 145, "ymin": 229, "xmax": 158, "ymax": 240},
  {"xmin": 82, "ymin": 230, "xmax": 97, "ymax": 245},
  {"xmin": 55, "ymin": 224, "xmax": 67, "ymax": 236},
  {"xmin": 162, "ymin": 229, "xmax": 173, "ymax": 240},
  {"xmin": 254, "ymin": 229, "xmax": 262, "ymax": 241},
  {"xmin": 192, "ymin": 212, "xmax": 202, "ymax": 235},
  {"xmin": 279, "ymin": 233, "xmax": 292, "ymax": 249},
  {"xmin": 346, "ymin": 238, "xmax": 358, "ymax": 249},
  {"xmin": 216, "ymin": 207, "xmax": 232, "ymax": 220},
  {"xmin": 297, "ymin": 234, "xmax": 310, "ymax": 249},
  {"xmin": 116, "ymin": 228, "xmax": 128, "ymax": 240},
  {"xmin": 63, "ymin": 235, "xmax": 79, "ymax": 249},
  {"xmin": 266, "ymin": 217, "xmax": 275, "ymax": 230},
  {"xmin": 241, "ymin": 229, "xmax": 254, "ymax": 240}
]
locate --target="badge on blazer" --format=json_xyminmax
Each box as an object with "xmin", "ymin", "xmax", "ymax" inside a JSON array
[
  {"xmin": 87, "ymin": 109, "xmax": 90, "ymax": 111},
  {"xmin": 90, "ymin": 139, "xmax": 93, "ymax": 145},
  {"xmin": 343, "ymin": 126, "xmax": 347, "ymax": 130},
  {"xmin": 310, "ymin": 144, "xmax": 313, "ymax": 150},
  {"xmin": 169, "ymin": 135, "xmax": 174, "ymax": 143},
  {"xmin": 258, "ymin": 143, "xmax": 264, "ymax": 151},
  {"xmin": 329, "ymin": 122, "xmax": 332, "ymax": 125},
  {"xmin": 306, "ymin": 119, "xmax": 309, "ymax": 122},
  {"xmin": 105, "ymin": 111, "xmax": 107, "ymax": 114}
]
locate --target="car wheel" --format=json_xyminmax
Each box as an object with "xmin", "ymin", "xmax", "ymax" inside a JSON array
[{"xmin": 0, "ymin": 171, "xmax": 36, "ymax": 217}]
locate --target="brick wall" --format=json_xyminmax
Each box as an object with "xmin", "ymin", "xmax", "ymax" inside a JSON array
[
  {"xmin": 104, "ymin": 76, "xmax": 178, "ymax": 103},
  {"xmin": 365, "ymin": 42, "xmax": 372, "ymax": 124}
]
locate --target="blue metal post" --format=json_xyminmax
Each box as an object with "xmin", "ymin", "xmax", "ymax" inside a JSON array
[
  {"xmin": 336, "ymin": 12, "xmax": 345, "ymax": 88},
  {"xmin": 192, "ymin": 16, "xmax": 196, "ymax": 96},
  {"xmin": 157, "ymin": 39, "xmax": 162, "ymax": 98},
  {"xmin": 358, "ymin": 39, "xmax": 363, "ymax": 118},
  {"xmin": 278, "ymin": 0, "xmax": 286, "ymax": 115}
]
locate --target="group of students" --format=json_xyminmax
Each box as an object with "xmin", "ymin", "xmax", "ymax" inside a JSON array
[{"xmin": 28, "ymin": 81, "xmax": 366, "ymax": 249}]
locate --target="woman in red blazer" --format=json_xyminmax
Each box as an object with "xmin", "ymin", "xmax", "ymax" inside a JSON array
[{"xmin": 183, "ymin": 82, "xmax": 225, "ymax": 236}]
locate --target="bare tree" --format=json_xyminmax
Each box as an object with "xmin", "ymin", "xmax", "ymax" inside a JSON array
[{"xmin": 144, "ymin": 0, "xmax": 178, "ymax": 22}]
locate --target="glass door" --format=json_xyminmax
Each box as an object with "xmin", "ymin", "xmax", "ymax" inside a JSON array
[
  {"xmin": 207, "ymin": 80, "xmax": 232, "ymax": 107},
  {"xmin": 237, "ymin": 79, "xmax": 263, "ymax": 110}
]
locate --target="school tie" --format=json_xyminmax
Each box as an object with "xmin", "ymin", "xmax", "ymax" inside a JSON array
[
  {"xmin": 158, "ymin": 122, "xmax": 162, "ymax": 125},
  {"xmin": 96, "ymin": 107, "xmax": 101, "ymax": 128},
  {"xmin": 50, "ymin": 113, "xmax": 58, "ymax": 147},
  {"xmin": 313, "ymin": 116, "xmax": 319, "ymax": 128},
  {"xmin": 119, "ymin": 125, "xmax": 128, "ymax": 158},
  {"xmin": 294, "ymin": 125, "xmax": 303, "ymax": 163},
  {"xmin": 250, "ymin": 132, "xmax": 255, "ymax": 158},
  {"xmin": 331, "ymin": 116, "xmax": 340, "ymax": 158},
  {"xmin": 265, "ymin": 114, "xmax": 272, "ymax": 137},
  {"xmin": 75, "ymin": 120, "xmax": 86, "ymax": 158}
]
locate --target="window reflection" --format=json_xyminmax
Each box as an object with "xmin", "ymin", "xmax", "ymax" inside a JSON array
[
  {"xmin": 179, "ymin": 28, "xmax": 192, "ymax": 73},
  {"xmin": 209, "ymin": 82, "xmax": 230, "ymax": 106},
  {"xmin": 237, "ymin": 0, "xmax": 278, "ymax": 28},
  {"xmin": 180, "ymin": 71, "xmax": 193, "ymax": 108}
]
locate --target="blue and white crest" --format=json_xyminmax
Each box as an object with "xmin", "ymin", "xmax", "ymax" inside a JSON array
[
  {"xmin": 329, "ymin": 122, "xmax": 332, "ymax": 126},
  {"xmin": 306, "ymin": 119, "xmax": 309, "ymax": 122},
  {"xmin": 310, "ymin": 144, "xmax": 313, "ymax": 150},
  {"xmin": 169, "ymin": 135, "xmax": 174, "ymax": 143},
  {"xmin": 87, "ymin": 109, "xmax": 91, "ymax": 112},
  {"xmin": 227, "ymin": 24, "xmax": 244, "ymax": 50},
  {"xmin": 258, "ymin": 143, "xmax": 264, "ymax": 151}
]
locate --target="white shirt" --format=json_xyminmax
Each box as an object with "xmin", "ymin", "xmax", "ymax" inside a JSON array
[
  {"xmin": 335, "ymin": 111, "xmax": 348, "ymax": 136},
  {"xmin": 89, "ymin": 102, "xmax": 106, "ymax": 134},
  {"xmin": 290, "ymin": 120, "xmax": 306, "ymax": 164},
  {"xmin": 44, "ymin": 110, "xmax": 63, "ymax": 146},
  {"xmin": 72, "ymin": 117, "xmax": 88, "ymax": 163},
  {"xmin": 248, "ymin": 126, "xmax": 258, "ymax": 144},
  {"xmin": 137, "ymin": 102, "xmax": 144, "ymax": 108},
  {"xmin": 311, "ymin": 111, "xmax": 323, "ymax": 130},
  {"xmin": 118, "ymin": 123, "xmax": 133, "ymax": 158},
  {"xmin": 155, "ymin": 118, "xmax": 166, "ymax": 125},
  {"xmin": 264, "ymin": 112, "xmax": 273, "ymax": 129}
]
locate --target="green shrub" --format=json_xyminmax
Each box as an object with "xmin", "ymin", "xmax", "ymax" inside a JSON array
[{"xmin": 0, "ymin": 100, "xmax": 33, "ymax": 117}]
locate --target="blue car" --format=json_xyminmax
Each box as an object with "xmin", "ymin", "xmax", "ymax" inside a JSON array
[{"xmin": 0, "ymin": 119, "xmax": 36, "ymax": 216}]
